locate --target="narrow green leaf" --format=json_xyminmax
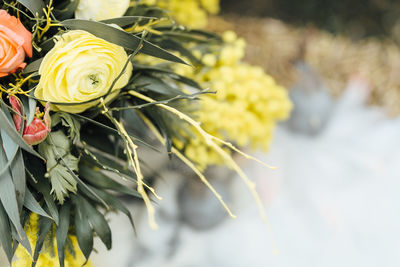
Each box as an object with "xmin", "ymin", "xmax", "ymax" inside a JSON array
[
  {"xmin": 0, "ymin": 141, "xmax": 31, "ymax": 255},
  {"xmin": 132, "ymin": 63, "xmax": 202, "ymax": 89},
  {"xmin": 16, "ymin": 0, "xmax": 45, "ymax": 17},
  {"xmin": 74, "ymin": 113, "xmax": 159, "ymax": 151},
  {"xmin": 24, "ymin": 189, "xmax": 52, "ymax": 220},
  {"xmin": 30, "ymin": 177, "xmax": 59, "ymax": 226},
  {"xmin": 0, "ymin": 105, "xmax": 26, "ymax": 211},
  {"xmin": 11, "ymin": 150, "xmax": 26, "ymax": 212},
  {"xmin": 56, "ymin": 202, "xmax": 71, "ymax": 267},
  {"xmin": 23, "ymin": 58, "xmax": 43, "ymax": 74},
  {"xmin": 133, "ymin": 74, "xmax": 185, "ymax": 96},
  {"xmin": 31, "ymin": 217, "xmax": 52, "ymax": 267},
  {"xmin": 61, "ymin": 19, "xmax": 188, "ymax": 65},
  {"xmin": 87, "ymin": 186, "xmax": 135, "ymax": 230},
  {"xmin": 0, "ymin": 104, "xmax": 44, "ymax": 160},
  {"xmin": 157, "ymin": 39, "xmax": 201, "ymax": 65},
  {"xmin": 100, "ymin": 16, "xmax": 158, "ymax": 27},
  {"xmin": 53, "ymin": 0, "xmax": 78, "ymax": 20},
  {"xmin": 22, "ymin": 93, "xmax": 37, "ymax": 126},
  {"xmin": 0, "ymin": 202, "xmax": 13, "ymax": 262},
  {"xmin": 81, "ymin": 198, "xmax": 112, "ymax": 250},
  {"xmin": 73, "ymin": 196, "xmax": 93, "ymax": 260},
  {"xmin": 79, "ymin": 164, "xmax": 141, "ymax": 199}
]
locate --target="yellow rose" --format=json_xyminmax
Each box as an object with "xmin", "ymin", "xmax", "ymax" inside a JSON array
[
  {"xmin": 35, "ymin": 30, "xmax": 133, "ymax": 113},
  {"xmin": 75, "ymin": 0, "xmax": 130, "ymax": 21}
]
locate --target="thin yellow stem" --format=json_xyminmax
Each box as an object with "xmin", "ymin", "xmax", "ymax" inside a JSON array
[
  {"xmin": 101, "ymin": 99, "xmax": 160, "ymax": 230},
  {"xmin": 139, "ymin": 113, "xmax": 236, "ymax": 218},
  {"xmin": 129, "ymin": 91, "xmax": 279, "ymax": 253}
]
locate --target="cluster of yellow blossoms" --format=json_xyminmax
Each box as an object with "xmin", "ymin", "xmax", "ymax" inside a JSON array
[
  {"xmin": 136, "ymin": 31, "xmax": 291, "ymax": 169},
  {"xmin": 139, "ymin": 0, "xmax": 219, "ymax": 28},
  {"xmin": 171, "ymin": 32, "xmax": 292, "ymax": 169},
  {"xmin": 12, "ymin": 214, "xmax": 90, "ymax": 267}
]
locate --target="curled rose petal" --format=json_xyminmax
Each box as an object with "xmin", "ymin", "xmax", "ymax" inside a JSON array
[
  {"xmin": 9, "ymin": 96, "xmax": 51, "ymax": 146},
  {"xmin": 9, "ymin": 96, "xmax": 23, "ymax": 132}
]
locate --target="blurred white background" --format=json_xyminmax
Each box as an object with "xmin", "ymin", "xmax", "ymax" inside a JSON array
[{"xmin": 89, "ymin": 77, "xmax": 400, "ymax": 267}]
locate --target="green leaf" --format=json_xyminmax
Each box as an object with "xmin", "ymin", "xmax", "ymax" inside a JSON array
[
  {"xmin": 133, "ymin": 74, "xmax": 185, "ymax": 96},
  {"xmin": 79, "ymin": 164, "xmax": 141, "ymax": 199},
  {"xmin": 157, "ymin": 39, "xmax": 201, "ymax": 65},
  {"xmin": 0, "ymin": 140, "xmax": 31, "ymax": 255},
  {"xmin": 61, "ymin": 19, "xmax": 188, "ymax": 65},
  {"xmin": 154, "ymin": 26, "xmax": 222, "ymax": 40},
  {"xmin": 0, "ymin": 103, "xmax": 44, "ymax": 160},
  {"xmin": 0, "ymin": 130, "xmax": 26, "ymax": 212},
  {"xmin": 73, "ymin": 196, "xmax": 93, "ymax": 260},
  {"xmin": 31, "ymin": 179, "xmax": 59, "ymax": 226},
  {"xmin": 23, "ymin": 58, "xmax": 43, "ymax": 74},
  {"xmin": 51, "ymin": 113, "xmax": 81, "ymax": 143},
  {"xmin": 100, "ymin": 16, "xmax": 158, "ymax": 27},
  {"xmin": 22, "ymin": 94, "xmax": 37, "ymax": 126},
  {"xmin": 0, "ymin": 202, "xmax": 13, "ymax": 263},
  {"xmin": 53, "ymin": 0, "xmax": 78, "ymax": 20},
  {"xmin": 86, "ymin": 186, "xmax": 135, "ymax": 230},
  {"xmin": 16, "ymin": 0, "xmax": 45, "ymax": 17},
  {"xmin": 0, "ymin": 104, "xmax": 26, "ymax": 207},
  {"xmin": 24, "ymin": 189, "xmax": 52, "ymax": 220},
  {"xmin": 31, "ymin": 217, "xmax": 52, "ymax": 267},
  {"xmin": 80, "ymin": 197, "xmax": 112, "ymax": 250},
  {"xmin": 38, "ymin": 131, "xmax": 79, "ymax": 204},
  {"xmin": 56, "ymin": 201, "xmax": 71, "ymax": 267},
  {"xmin": 10, "ymin": 150, "xmax": 26, "ymax": 212},
  {"xmin": 132, "ymin": 63, "xmax": 202, "ymax": 89},
  {"xmin": 75, "ymin": 113, "xmax": 159, "ymax": 152}
]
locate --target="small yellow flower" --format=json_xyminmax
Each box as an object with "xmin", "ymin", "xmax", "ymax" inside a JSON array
[
  {"xmin": 35, "ymin": 30, "xmax": 133, "ymax": 113},
  {"xmin": 139, "ymin": 0, "xmax": 219, "ymax": 29},
  {"xmin": 202, "ymin": 54, "xmax": 217, "ymax": 67},
  {"xmin": 12, "ymin": 214, "xmax": 91, "ymax": 267}
]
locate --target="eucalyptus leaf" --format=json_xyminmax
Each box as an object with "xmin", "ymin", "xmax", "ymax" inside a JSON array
[
  {"xmin": 81, "ymin": 197, "xmax": 112, "ymax": 250},
  {"xmin": 31, "ymin": 217, "xmax": 52, "ymax": 267},
  {"xmin": 79, "ymin": 164, "xmax": 141, "ymax": 199},
  {"xmin": 61, "ymin": 19, "xmax": 188, "ymax": 65},
  {"xmin": 0, "ymin": 141, "xmax": 31, "ymax": 256},
  {"xmin": 0, "ymin": 104, "xmax": 44, "ymax": 160},
  {"xmin": 1, "ymin": 104, "xmax": 26, "ymax": 211},
  {"xmin": 23, "ymin": 58, "xmax": 43, "ymax": 74},
  {"xmin": 56, "ymin": 201, "xmax": 71, "ymax": 267},
  {"xmin": 132, "ymin": 63, "xmax": 202, "ymax": 89},
  {"xmin": 73, "ymin": 196, "xmax": 93, "ymax": 260},
  {"xmin": 100, "ymin": 16, "xmax": 158, "ymax": 27},
  {"xmin": 22, "ymin": 95, "xmax": 37, "ymax": 126},
  {"xmin": 86, "ymin": 186, "xmax": 135, "ymax": 229},
  {"xmin": 30, "ymin": 178, "xmax": 59, "ymax": 226},
  {"xmin": 133, "ymin": 74, "xmax": 185, "ymax": 96},
  {"xmin": 0, "ymin": 202, "xmax": 13, "ymax": 263},
  {"xmin": 24, "ymin": 189, "xmax": 52, "ymax": 220},
  {"xmin": 53, "ymin": 0, "xmax": 79, "ymax": 20},
  {"xmin": 16, "ymin": 0, "xmax": 45, "ymax": 17},
  {"xmin": 10, "ymin": 150, "xmax": 26, "ymax": 212}
]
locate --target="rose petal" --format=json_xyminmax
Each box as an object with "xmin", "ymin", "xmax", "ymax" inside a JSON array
[{"xmin": 0, "ymin": 10, "xmax": 32, "ymax": 57}]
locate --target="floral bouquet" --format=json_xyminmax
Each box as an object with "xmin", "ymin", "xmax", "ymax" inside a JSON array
[{"xmin": 0, "ymin": 0, "xmax": 291, "ymax": 266}]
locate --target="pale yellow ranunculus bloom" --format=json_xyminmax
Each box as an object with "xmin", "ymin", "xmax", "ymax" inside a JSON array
[
  {"xmin": 35, "ymin": 30, "xmax": 132, "ymax": 113},
  {"xmin": 75, "ymin": 0, "xmax": 130, "ymax": 21}
]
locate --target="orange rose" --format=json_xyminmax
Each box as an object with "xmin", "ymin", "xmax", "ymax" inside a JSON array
[{"xmin": 0, "ymin": 10, "xmax": 32, "ymax": 77}]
